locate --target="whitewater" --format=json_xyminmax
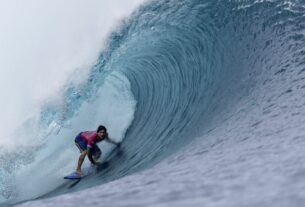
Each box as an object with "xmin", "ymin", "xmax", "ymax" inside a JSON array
[{"xmin": 1, "ymin": 0, "xmax": 305, "ymax": 206}]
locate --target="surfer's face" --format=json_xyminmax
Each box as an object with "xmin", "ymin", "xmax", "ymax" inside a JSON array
[{"xmin": 97, "ymin": 130, "xmax": 106, "ymax": 139}]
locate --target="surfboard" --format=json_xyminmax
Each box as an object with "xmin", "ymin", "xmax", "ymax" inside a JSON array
[
  {"xmin": 64, "ymin": 171, "xmax": 87, "ymax": 180},
  {"xmin": 64, "ymin": 144, "xmax": 121, "ymax": 180}
]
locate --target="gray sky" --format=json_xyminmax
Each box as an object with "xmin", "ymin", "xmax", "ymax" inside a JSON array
[{"xmin": 0, "ymin": 0, "xmax": 146, "ymax": 147}]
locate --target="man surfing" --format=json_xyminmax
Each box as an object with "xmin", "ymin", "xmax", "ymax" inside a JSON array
[{"xmin": 74, "ymin": 125, "xmax": 120, "ymax": 175}]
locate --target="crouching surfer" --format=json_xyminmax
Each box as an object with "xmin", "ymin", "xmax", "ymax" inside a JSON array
[{"xmin": 74, "ymin": 125, "xmax": 120, "ymax": 175}]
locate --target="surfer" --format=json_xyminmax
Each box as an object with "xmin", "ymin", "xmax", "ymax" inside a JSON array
[{"xmin": 74, "ymin": 125, "xmax": 120, "ymax": 175}]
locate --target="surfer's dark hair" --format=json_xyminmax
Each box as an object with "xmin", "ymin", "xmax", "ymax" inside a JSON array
[{"xmin": 97, "ymin": 125, "xmax": 107, "ymax": 132}]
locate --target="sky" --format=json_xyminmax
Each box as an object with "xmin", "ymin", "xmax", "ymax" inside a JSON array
[{"xmin": 0, "ymin": 0, "xmax": 146, "ymax": 148}]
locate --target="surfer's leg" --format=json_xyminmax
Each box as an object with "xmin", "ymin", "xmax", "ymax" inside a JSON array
[
  {"xmin": 74, "ymin": 133, "xmax": 87, "ymax": 152},
  {"xmin": 76, "ymin": 150, "xmax": 87, "ymax": 174},
  {"xmin": 74, "ymin": 133, "xmax": 88, "ymax": 173},
  {"xmin": 75, "ymin": 142, "xmax": 84, "ymax": 153}
]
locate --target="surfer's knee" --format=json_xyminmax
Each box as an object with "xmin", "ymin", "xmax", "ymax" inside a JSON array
[{"xmin": 79, "ymin": 150, "xmax": 87, "ymax": 159}]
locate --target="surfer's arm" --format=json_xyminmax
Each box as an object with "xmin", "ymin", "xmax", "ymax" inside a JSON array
[
  {"xmin": 87, "ymin": 147, "xmax": 97, "ymax": 165},
  {"xmin": 105, "ymin": 137, "xmax": 120, "ymax": 145}
]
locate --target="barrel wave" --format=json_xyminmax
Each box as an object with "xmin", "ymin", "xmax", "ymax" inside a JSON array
[{"xmin": 2, "ymin": 0, "xmax": 305, "ymax": 206}]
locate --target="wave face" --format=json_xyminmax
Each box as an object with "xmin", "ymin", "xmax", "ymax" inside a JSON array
[{"xmin": 2, "ymin": 0, "xmax": 305, "ymax": 206}]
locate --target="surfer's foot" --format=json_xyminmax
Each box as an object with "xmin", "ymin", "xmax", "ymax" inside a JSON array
[{"xmin": 76, "ymin": 170, "xmax": 82, "ymax": 175}]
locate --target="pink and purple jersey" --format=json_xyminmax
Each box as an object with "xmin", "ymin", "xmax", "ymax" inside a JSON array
[{"xmin": 80, "ymin": 131, "xmax": 99, "ymax": 148}]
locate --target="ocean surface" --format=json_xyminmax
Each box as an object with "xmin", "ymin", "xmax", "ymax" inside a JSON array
[{"xmin": 1, "ymin": 0, "xmax": 305, "ymax": 206}]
